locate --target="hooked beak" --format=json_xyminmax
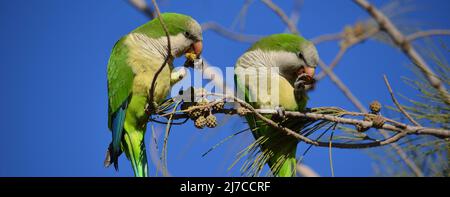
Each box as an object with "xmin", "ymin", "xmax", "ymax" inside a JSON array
[
  {"xmin": 183, "ymin": 41, "xmax": 203, "ymax": 68},
  {"xmin": 297, "ymin": 66, "xmax": 316, "ymax": 90},
  {"xmin": 191, "ymin": 41, "xmax": 203, "ymax": 56},
  {"xmin": 298, "ymin": 66, "xmax": 315, "ymax": 79}
]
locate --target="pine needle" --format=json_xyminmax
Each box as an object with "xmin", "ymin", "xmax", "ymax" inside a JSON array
[
  {"xmin": 160, "ymin": 100, "xmax": 181, "ymax": 177},
  {"xmin": 151, "ymin": 124, "xmax": 160, "ymax": 177},
  {"xmin": 329, "ymin": 131, "xmax": 335, "ymax": 177},
  {"xmin": 202, "ymin": 127, "xmax": 251, "ymax": 157}
]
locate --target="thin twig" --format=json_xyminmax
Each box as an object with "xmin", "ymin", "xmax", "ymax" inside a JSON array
[
  {"xmin": 260, "ymin": 0, "xmax": 299, "ymax": 34},
  {"xmin": 161, "ymin": 101, "xmax": 180, "ymax": 177},
  {"xmin": 353, "ymin": 0, "xmax": 450, "ymax": 105},
  {"xmin": 201, "ymin": 22, "xmax": 262, "ymax": 43},
  {"xmin": 285, "ymin": 0, "xmax": 303, "ymax": 32},
  {"xmin": 329, "ymin": 131, "xmax": 335, "ymax": 177},
  {"xmin": 148, "ymin": 0, "xmax": 172, "ymax": 113},
  {"xmin": 316, "ymin": 27, "xmax": 380, "ymax": 80},
  {"xmin": 159, "ymin": 94, "xmax": 450, "ymax": 140},
  {"xmin": 383, "ymin": 75, "xmax": 422, "ymax": 126},
  {"xmin": 406, "ymin": 29, "xmax": 450, "ymax": 42},
  {"xmin": 311, "ymin": 32, "xmax": 344, "ymax": 45},
  {"xmin": 231, "ymin": 0, "xmax": 254, "ymax": 31},
  {"xmin": 316, "ymin": 48, "xmax": 347, "ymax": 80},
  {"xmin": 318, "ymin": 60, "xmax": 367, "ymax": 111},
  {"xmin": 127, "ymin": 0, "xmax": 156, "ymax": 19}
]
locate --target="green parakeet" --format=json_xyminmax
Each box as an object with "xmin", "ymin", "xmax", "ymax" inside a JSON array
[
  {"xmin": 105, "ymin": 13, "xmax": 203, "ymax": 177},
  {"xmin": 234, "ymin": 34, "xmax": 319, "ymax": 177}
]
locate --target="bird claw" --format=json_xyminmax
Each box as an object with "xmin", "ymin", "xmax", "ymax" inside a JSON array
[
  {"xmin": 145, "ymin": 101, "xmax": 159, "ymax": 115},
  {"xmin": 294, "ymin": 74, "xmax": 307, "ymax": 93}
]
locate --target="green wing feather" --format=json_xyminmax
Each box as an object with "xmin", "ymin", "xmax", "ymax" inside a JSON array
[{"xmin": 107, "ymin": 37, "xmax": 134, "ymax": 129}]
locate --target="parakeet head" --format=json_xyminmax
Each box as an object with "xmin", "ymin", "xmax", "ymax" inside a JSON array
[
  {"xmin": 248, "ymin": 34, "xmax": 319, "ymax": 89},
  {"xmin": 134, "ymin": 13, "xmax": 203, "ymax": 57}
]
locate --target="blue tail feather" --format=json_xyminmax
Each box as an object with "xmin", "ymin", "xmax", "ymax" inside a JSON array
[{"xmin": 109, "ymin": 101, "xmax": 128, "ymax": 171}]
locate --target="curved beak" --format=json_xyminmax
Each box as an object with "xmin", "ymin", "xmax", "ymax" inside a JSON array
[
  {"xmin": 298, "ymin": 66, "xmax": 315, "ymax": 79},
  {"xmin": 183, "ymin": 41, "xmax": 203, "ymax": 68},
  {"xmin": 305, "ymin": 66, "xmax": 315, "ymax": 78},
  {"xmin": 297, "ymin": 66, "xmax": 316, "ymax": 90},
  {"xmin": 191, "ymin": 41, "xmax": 203, "ymax": 56}
]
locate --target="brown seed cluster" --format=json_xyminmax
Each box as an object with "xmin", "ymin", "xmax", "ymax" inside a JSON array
[
  {"xmin": 212, "ymin": 100, "xmax": 225, "ymax": 111},
  {"xmin": 194, "ymin": 115, "xmax": 207, "ymax": 129},
  {"xmin": 187, "ymin": 106, "xmax": 203, "ymax": 120},
  {"xmin": 184, "ymin": 98, "xmax": 222, "ymax": 129},
  {"xmin": 369, "ymin": 100, "xmax": 382, "ymax": 114},
  {"xmin": 205, "ymin": 114, "xmax": 217, "ymax": 128}
]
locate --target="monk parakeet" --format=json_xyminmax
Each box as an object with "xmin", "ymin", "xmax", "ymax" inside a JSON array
[
  {"xmin": 105, "ymin": 13, "xmax": 203, "ymax": 177},
  {"xmin": 234, "ymin": 34, "xmax": 318, "ymax": 177}
]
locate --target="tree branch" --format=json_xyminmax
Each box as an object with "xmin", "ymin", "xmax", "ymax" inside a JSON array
[
  {"xmin": 318, "ymin": 60, "xmax": 367, "ymax": 111},
  {"xmin": 158, "ymin": 94, "xmax": 450, "ymax": 146},
  {"xmin": 353, "ymin": 0, "xmax": 450, "ymax": 105}
]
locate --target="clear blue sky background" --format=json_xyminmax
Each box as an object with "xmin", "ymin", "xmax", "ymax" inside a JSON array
[{"xmin": 0, "ymin": 0, "xmax": 449, "ymax": 177}]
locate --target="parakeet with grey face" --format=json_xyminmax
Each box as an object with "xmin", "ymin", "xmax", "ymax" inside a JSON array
[
  {"xmin": 105, "ymin": 13, "xmax": 203, "ymax": 177},
  {"xmin": 234, "ymin": 34, "xmax": 318, "ymax": 177}
]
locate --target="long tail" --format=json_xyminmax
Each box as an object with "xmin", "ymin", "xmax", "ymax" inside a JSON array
[
  {"xmin": 123, "ymin": 130, "xmax": 148, "ymax": 177},
  {"xmin": 105, "ymin": 101, "xmax": 128, "ymax": 170},
  {"xmin": 247, "ymin": 115, "xmax": 299, "ymax": 177}
]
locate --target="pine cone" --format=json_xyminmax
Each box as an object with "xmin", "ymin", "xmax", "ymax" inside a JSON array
[
  {"xmin": 195, "ymin": 116, "xmax": 207, "ymax": 129},
  {"xmin": 187, "ymin": 106, "xmax": 202, "ymax": 120},
  {"xmin": 197, "ymin": 98, "xmax": 210, "ymax": 113},
  {"xmin": 205, "ymin": 114, "xmax": 217, "ymax": 128},
  {"xmin": 212, "ymin": 100, "xmax": 224, "ymax": 111},
  {"xmin": 369, "ymin": 100, "xmax": 382, "ymax": 114}
]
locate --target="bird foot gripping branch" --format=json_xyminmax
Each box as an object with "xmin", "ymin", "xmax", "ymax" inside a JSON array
[{"xmin": 145, "ymin": 101, "xmax": 159, "ymax": 115}]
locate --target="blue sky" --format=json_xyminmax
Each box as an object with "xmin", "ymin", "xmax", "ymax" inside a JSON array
[{"xmin": 0, "ymin": 0, "xmax": 448, "ymax": 177}]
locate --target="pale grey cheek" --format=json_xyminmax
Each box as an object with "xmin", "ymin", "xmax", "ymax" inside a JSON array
[{"xmin": 286, "ymin": 64, "xmax": 302, "ymax": 74}]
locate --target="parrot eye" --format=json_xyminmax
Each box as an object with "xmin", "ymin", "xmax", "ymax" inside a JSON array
[
  {"xmin": 184, "ymin": 31, "xmax": 192, "ymax": 39},
  {"xmin": 298, "ymin": 52, "xmax": 306, "ymax": 63}
]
